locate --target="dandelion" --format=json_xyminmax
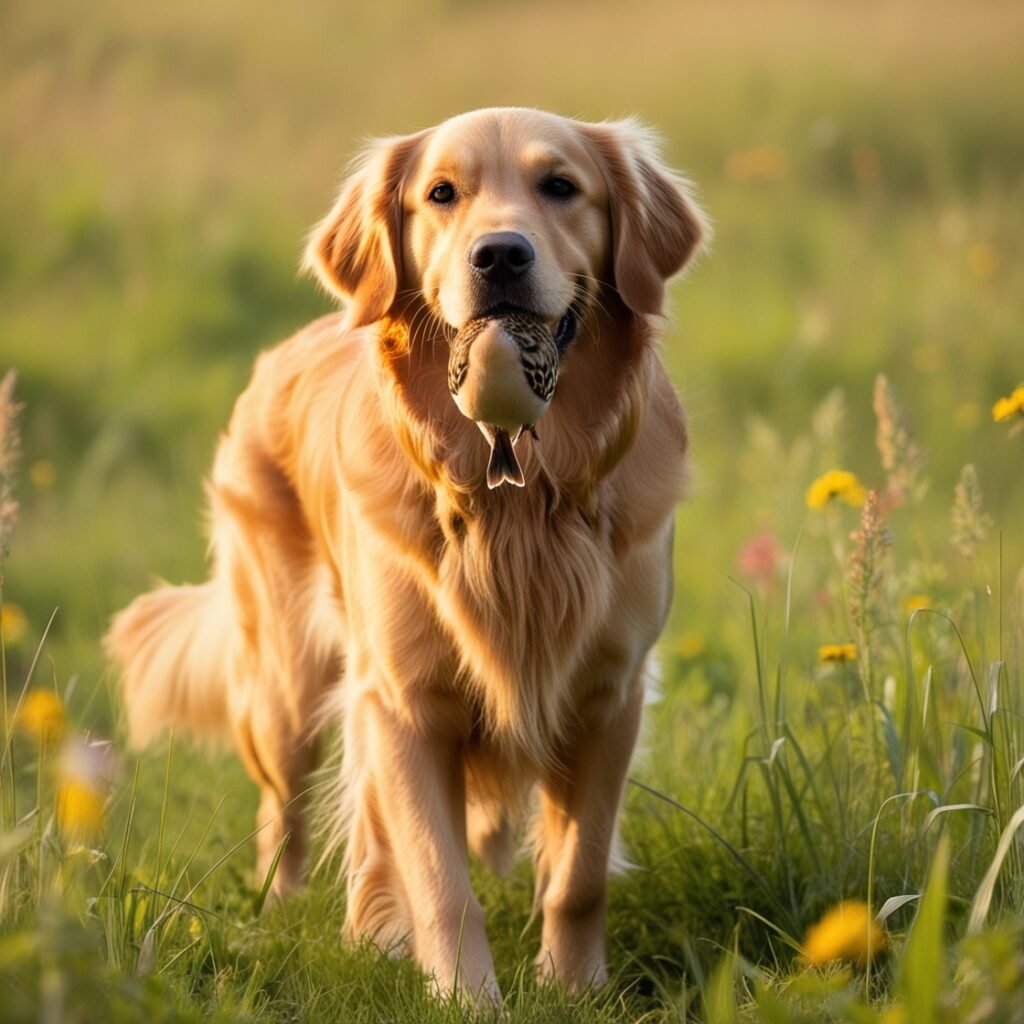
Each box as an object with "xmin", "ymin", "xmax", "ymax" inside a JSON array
[
  {"xmin": 17, "ymin": 688, "xmax": 65, "ymax": 744},
  {"xmin": 874, "ymin": 374, "xmax": 927, "ymax": 505},
  {"xmin": 57, "ymin": 779, "xmax": 106, "ymax": 840},
  {"xmin": 819, "ymin": 643, "xmax": 857, "ymax": 663},
  {"xmin": 992, "ymin": 384, "xmax": 1024, "ymax": 424},
  {"xmin": 676, "ymin": 632, "xmax": 706, "ymax": 659},
  {"xmin": 904, "ymin": 594, "xmax": 930, "ymax": 614},
  {"xmin": 802, "ymin": 900, "xmax": 885, "ymax": 965},
  {"xmin": 57, "ymin": 738, "xmax": 114, "ymax": 841},
  {"xmin": 806, "ymin": 470, "xmax": 866, "ymax": 510},
  {"xmin": 951, "ymin": 464, "xmax": 993, "ymax": 558},
  {"xmin": 2, "ymin": 601, "xmax": 28, "ymax": 645}
]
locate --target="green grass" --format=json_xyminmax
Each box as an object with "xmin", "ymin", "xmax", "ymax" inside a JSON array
[{"xmin": 2, "ymin": 0, "xmax": 1023, "ymax": 1019}]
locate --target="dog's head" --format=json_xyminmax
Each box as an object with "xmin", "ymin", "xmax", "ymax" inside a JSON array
[{"xmin": 305, "ymin": 108, "xmax": 708, "ymax": 334}]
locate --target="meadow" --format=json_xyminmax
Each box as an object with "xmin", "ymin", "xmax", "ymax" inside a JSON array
[{"xmin": 2, "ymin": 0, "xmax": 1023, "ymax": 1020}]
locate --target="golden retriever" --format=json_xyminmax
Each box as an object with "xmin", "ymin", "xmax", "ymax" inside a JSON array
[{"xmin": 106, "ymin": 107, "xmax": 706, "ymax": 1001}]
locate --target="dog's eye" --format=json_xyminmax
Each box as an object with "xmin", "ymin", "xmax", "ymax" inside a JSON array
[
  {"xmin": 428, "ymin": 182, "xmax": 457, "ymax": 205},
  {"xmin": 540, "ymin": 176, "xmax": 578, "ymax": 200}
]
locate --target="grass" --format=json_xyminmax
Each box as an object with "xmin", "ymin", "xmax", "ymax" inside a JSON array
[{"xmin": 2, "ymin": 0, "xmax": 1024, "ymax": 1019}]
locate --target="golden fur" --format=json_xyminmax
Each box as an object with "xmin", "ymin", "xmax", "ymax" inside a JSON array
[{"xmin": 106, "ymin": 108, "xmax": 706, "ymax": 1001}]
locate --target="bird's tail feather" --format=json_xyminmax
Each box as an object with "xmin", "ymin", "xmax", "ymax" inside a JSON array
[{"xmin": 486, "ymin": 428, "xmax": 525, "ymax": 489}]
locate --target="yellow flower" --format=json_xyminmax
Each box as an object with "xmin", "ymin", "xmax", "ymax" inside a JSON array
[
  {"xmin": 56, "ymin": 738, "xmax": 114, "ymax": 841},
  {"xmin": 992, "ymin": 385, "xmax": 1024, "ymax": 423},
  {"xmin": 57, "ymin": 779, "xmax": 105, "ymax": 840},
  {"xmin": 724, "ymin": 144, "xmax": 790, "ymax": 183},
  {"xmin": 806, "ymin": 470, "xmax": 866, "ymax": 510},
  {"xmin": 17, "ymin": 689, "xmax": 65, "ymax": 744},
  {"xmin": 819, "ymin": 643, "xmax": 857, "ymax": 664},
  {"xmin": 967, "ymin": 242, "xmax": 998, "ymax": 279},
  {"xmin": 904, "ymin": 594, "xmax": 930, "ymax": 614},
  {"xmin": 29, "ymin": 460, "xmax": 57, "ymax": 489},
  {"xmin": 2, "ymin": 602, "xmax": 28, "ymax": 645},
  {"xmin": 802, "ymin": 900, "xmax": 885, "ymax": 965},
  {"xmin": 677, "ymin": 632, "xmax": 706, "ymax": 659}
]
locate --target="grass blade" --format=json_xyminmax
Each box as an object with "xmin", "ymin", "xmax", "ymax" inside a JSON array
[
  {"xmin": 967, "ymin": 804, "xmax": 1024, "ymax": 934},
  {"xmin": 899, "ymin": 834, "xmax": 950, "ymax": 1024},
  {"xmin": 630, "ymin": 777, "xmax": 797, "ymax": 933},
  {"xmin": 253, "ymin": 831, "xmax": 291, "ymax": 917}
]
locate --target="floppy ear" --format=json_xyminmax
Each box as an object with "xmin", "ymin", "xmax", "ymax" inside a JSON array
[
  {"xmin": 303, "ymin": 131, "xmax": 428, "ymax": 328},
  {"xmin": 584, "ymin": 120, "xmax": 709, "ymax": 317}
]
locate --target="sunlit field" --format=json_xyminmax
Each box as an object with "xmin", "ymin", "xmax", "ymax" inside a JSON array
[{"xmin": 2, "ymin": 1, "xmax": 1023, "ymax": 1020}]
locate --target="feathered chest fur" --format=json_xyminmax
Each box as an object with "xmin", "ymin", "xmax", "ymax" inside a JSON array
[
  {"xmin": 433, "ymin": 480, "xmax": 617, "ymax": 759},
  {"xmin": 323, "ymin": 321, "xmax": 653, "ymax": 758}
]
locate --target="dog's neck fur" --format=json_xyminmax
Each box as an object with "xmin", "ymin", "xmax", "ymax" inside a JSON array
[{"xmin": 368, "ymin": 295, "xmax": 655, "ymax": 761}]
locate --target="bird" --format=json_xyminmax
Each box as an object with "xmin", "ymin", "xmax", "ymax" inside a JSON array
[{"xmin": 448, "ymin": 311, "xmax": 559, "ymax": 489}]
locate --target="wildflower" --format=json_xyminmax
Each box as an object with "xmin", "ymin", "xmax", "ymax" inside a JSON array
[
  {"xmin": 29, "ymin": 460, "xmax": 56, "ymax": 489},
  {"xmin": 57, "ymin": 739, "xmax": 114, "ymax": 841},
  {"xmin": 17, "ymin": 688, "xmax": 65, "ymax": 744},
  {"xmin": 992, "ymin": 384, "xmax": 1024, "ymax": 423},
  {"xmin": 848, "ymin": 490, "xmax": 892, "ymax": 633},
  {"xmin": 736, "ymin": 532, "xmax": 783, "ymax": 590},
  {"xmin": 802, "ymin": 900, "xmax": 885, "ymax": 965},
  {"xmin": 904, "ymin": 594, "xmax": 930, "ymax": 614},
  {"xmin": 677, "ymin": 632, "xmax": 706, "ymax": 659},
  {"xmin": 951, "ymin": 464, "xmax": 993, "ymax": 558},
  {"xmin": 2, "ymin": 601, "xmax": 28, "ymax": 645},
  {"xmin": 873, "ymin": 374, "xmax": 927, "ymax": 505},
  {"xmin": 806, "ymin": 470, "xmax": 866, "ymax": 510},
  {"xmin": 967, "ymin": 242, "xmax": 998, "ymax": 279},
  {"xmin": 57, "ymin": 779, "xmax": 105, "ymax": 840},
  {"xmin": 0, "ymin": 369, "xmax": 21, "ymax": 571},
  {"xmin": 851, "ymin": 144, "xmax": 881, "ymax": 183},
  {"xmin": 819, "ymin": 643, "xmax": 857, "ymax": 664},
  {"xmin": 724, "ymin": 144, "xmax": 789, "ymax": 183}
]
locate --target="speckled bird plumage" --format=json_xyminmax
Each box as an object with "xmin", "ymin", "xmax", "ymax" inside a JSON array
[{"xmin": 448, "ymin": 311, "xmax": 560, "ymax": 488}]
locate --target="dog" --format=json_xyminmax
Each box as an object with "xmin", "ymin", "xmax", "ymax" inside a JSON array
[{"xmin": 106, "ymin": 107, "xmax": 706, "ymax": 1001}]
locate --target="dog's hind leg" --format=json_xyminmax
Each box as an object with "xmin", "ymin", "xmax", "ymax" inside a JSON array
[
  {"xmin": 209, "ymin": 461, "xmax": 341, "ymax": 898},
  {"xmin": 230, "ymin": 690, "xmax": 322, "ymax": 897}
]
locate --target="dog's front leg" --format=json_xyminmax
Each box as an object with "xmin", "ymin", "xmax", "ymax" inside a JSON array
[
  {"xmin": 358, "ymin": 690, "xmax": 500, "ymax": 1003},
  {"xmin": 534, "ymin": 674, "xmax": 645, "ymax": 990}
]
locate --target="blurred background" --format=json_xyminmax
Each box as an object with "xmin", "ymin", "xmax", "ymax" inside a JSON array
[{"xmin": 2, "ymin": 0, "xmax": 1021, "ymax": 773}]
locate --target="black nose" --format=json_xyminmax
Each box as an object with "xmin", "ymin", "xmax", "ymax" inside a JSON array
[{"xmin": 468, "ymin": 232, "xmax": 535, "ymax": 283}]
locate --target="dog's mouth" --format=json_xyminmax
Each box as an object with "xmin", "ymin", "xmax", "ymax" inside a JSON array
[
  {"xmin": 466, "ymin": 303, "xmax": 578, "ymax": 357},
  {"xmin": 553, "ymin": 309, "xmax": 577, "ymax": 353}
]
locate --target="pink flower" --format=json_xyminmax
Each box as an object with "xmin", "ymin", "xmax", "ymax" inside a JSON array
[{"xmin": 736, "ymin": 533, "xmax": 784, "ymax": 590}]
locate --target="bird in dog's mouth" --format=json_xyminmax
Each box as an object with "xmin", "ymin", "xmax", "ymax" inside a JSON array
[{"xmin": 448, "ymin": 309, "xmax": 574, "ymax": 488}]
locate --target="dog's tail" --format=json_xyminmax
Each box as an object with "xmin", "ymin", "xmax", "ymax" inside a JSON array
[{"xmin": 105, "ymin": 580, "xmax": 233, "ymax": 747}]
